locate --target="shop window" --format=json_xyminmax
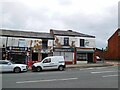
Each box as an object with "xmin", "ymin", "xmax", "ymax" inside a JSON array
[
  {"xmin": 10, "ymin": 53, "xmax": 26, "ymax": 64},
  {"xmin": 53, "ymin": 52, "xmax": 61, "ymax": 56},
  {"xmin": 80, "ymin": 39, "xmax": 85, "ymax": 47},
  {"xmin": 42, "ymin": 40, "xmax": 48, "ymax": 49},
  {"xmin": 64, "ymin": 38, "xmax": 69, "ymax": 46},
  {"xmin": 18, "ymin": 39, "xmax": 26, "ymax": 47},
  {"xmin": 77, "ymin": 53, "xmax": 87, "ymax": 61},
  {"xmin": 64, "ymin": 52, "xmax": 73, "ymax": 61}
]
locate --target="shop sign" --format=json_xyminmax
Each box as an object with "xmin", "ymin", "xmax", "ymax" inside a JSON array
[
  {"xmin": 7, "ymin": 47, "xmax": 28, "ymax": 51},
  {"xmin": 77, "ymin": 48, "xmax": 94, "ymax": 53},
  {"xmin": 54, "ymin": 48, "xmax": 74, "ymax": 52},
  {"xmin": 9, "ymin": 52, "xmax": 26, "ymax": 55}
]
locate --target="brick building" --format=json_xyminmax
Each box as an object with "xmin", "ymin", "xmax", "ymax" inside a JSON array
[{"xmin": 104, "ymin": 28, "xmax": 120, "ymax": 60}]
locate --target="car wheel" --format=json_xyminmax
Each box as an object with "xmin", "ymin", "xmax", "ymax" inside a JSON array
[
  {"xmin": 36, "ymin": 67, "xmax": 42, "ymax": 72},
  {"xmin": 14, "ymin": 67, "xmax": 21, "ymax": 73},
  {"xmin": 59, "ymin": 66, "xmax": 64, "ymax": 71}
]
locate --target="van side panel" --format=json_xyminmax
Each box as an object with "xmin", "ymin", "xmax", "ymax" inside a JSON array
[{"xmin": 32, "ymin": 56, "xmax": 66, "ymax": 71}]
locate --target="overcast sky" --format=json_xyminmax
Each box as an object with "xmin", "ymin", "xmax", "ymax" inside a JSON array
[{"xmin": 0, "ymin": 0, "xmax": 119, "ymax": 49}]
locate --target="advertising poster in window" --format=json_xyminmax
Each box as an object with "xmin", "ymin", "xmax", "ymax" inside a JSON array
[{"xmin": 18, "ymin": 39, "xmax": 26, "ymax": 47}]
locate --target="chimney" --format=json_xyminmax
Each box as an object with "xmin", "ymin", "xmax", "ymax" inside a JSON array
[{"xmin": 68, "ymin": 30, "xmax": 72, "ymax": 32}]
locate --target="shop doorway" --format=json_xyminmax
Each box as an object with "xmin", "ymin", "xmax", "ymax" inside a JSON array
[
  {"xmin": 87, "ymin": 53, "xmax": 93, "ymax": 63},
  {"xmin": 32, "ymin": 53, "xmax": 38, "ymax": 61},
  {"xmin": 42, "ymin": 53, "xmax": 48, "ymax": 60}
]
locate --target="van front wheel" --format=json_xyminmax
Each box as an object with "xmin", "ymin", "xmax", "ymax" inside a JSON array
[
  {"xmin": 58, "ymin": 66, "xmax": 64, "ymax": 71},
  {"xmin": 36, "ymin": 67, "xmax": 42, "ymax": 72}
]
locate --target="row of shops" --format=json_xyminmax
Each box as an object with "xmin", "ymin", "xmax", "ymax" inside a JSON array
[
  {"xmin": 2, "ymin": 46, "xmax": 52, "ymax": 64},
  {"xmin": 53, "ymin": 48, "xmax": 96, "ymax": 64},
  {"xmin": 1, "ymin": 46, "xmax": 96, "ymax": 65},
  {"xmin": 0, "ymin": 29, "xmax": 96, "ymax": 65}
]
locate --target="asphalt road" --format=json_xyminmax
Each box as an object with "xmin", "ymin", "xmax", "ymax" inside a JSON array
[{"xmin": 1, "ymin": 66, "xmax": 119, "ymax": 88}]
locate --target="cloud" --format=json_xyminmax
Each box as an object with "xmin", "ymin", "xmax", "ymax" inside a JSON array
[
  {"xmin": 1, "ymin": 2, "xmax": 31, "ymax": 29},
  {"xmin": 0, "ymin": 0, "xmax": 119, "ymax": 48},
  {"xmin": 119, "ymin": 1, "xmax": 120, "ymax": 27}
]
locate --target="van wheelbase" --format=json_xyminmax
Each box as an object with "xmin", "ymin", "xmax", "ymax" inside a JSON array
[{"xmin": 58, "ymin": 66, "xmax": 65, "ymax": 71}]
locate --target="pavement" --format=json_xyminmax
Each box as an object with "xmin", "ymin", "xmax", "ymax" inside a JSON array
[
  {"xmin": 104, "ymin": 60, "xmax": 120, "ymax": 66},
  {"xmin": 66, "ymin": 62, "xmax": 113, "ymax": 68}
]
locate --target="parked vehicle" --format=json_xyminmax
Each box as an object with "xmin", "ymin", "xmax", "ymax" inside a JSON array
[
  {"xmin": 0, "ymin": 60, "xmax": 28, "ymax": 73},
  {"xmin": 96, "ymin": 56, "xmax": 102, "ymax": 61},
  {"xmin": 32, "ymin": 56, "xmax": 66, "ymax": 72}
]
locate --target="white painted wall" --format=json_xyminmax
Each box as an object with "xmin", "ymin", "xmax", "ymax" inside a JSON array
[
  {"xmin": 76, "ymin": 37, "xmax": 96, "ymax": 48},
  {"xmin": 53, "ymin": 51, "xmax": 74, "ymax": 61},
  {"xmin": 7, "ymin": 37, "xmax": 19, "ymax": 46},
  {"xmin": 54, "ymin": 35, "xmax": 96, "ymax": 48},
  {"xmin": 0, "ymin": 35, "xmax": 95, "ymax": 48},
  {"xmin": 0, "ymin": 36, "xmax": 7, "ymax": 48},
  {"xmin": 48, "ymin": 40, "xmax": 53, "ymax": 46},
  {"xmin": 0, "ymin": 36, "xmax": 53, "ymax": 48}
]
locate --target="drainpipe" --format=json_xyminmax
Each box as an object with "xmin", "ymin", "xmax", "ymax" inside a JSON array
[
  {"xmin": 93, "ymin": 48, "xmax": 97, "ymax": 63},
  {"xmin": 74, "ymin": 47, "xmax": 77, "ymax": 64},
  {"xmin": 5, "ymin": 37, "xmax": 8, "ymax": 60},
  {"xmin": 6, "ymin": 37, "xmax": 8, "ymax": 48}
]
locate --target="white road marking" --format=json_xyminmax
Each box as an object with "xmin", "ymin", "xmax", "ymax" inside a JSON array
[
  {"xmin": 16, "ymin": 78, "xmax": 78, "ymax": 84},
  {"xmin": 79, "ymin": 67, "xmax": 110, "ymax": 71},
  {"xmin": 91, "ymin": 71, "xmax": 118, "ymax": 74},
  {"xmin": 80, "ymin": 68, "xmax": 94, "ymax": 70},
  {"xmin": 102, "ymin": 75, "xmax": 118, "ymax": 77},
  {"xmin": 95, "ymin": 67, "xmax": 108, "ymax": 69}
]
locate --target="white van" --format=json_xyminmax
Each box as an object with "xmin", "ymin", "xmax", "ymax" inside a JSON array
[{"xmin": 32, "ymin": 56, "xmax": 66, "ymax": 72}]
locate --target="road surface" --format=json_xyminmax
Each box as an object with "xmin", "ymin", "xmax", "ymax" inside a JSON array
[{"xmin": 1, "ymin": 66, "xmax": 119, "ymax": 88}]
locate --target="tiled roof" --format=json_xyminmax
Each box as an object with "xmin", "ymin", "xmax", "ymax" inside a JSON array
[
  {"xmin": 108, "ymin": 28, "xmax": 120, "ymax": 40},
  {"xmin": 0, "ymin": 29, "xmax": 53, "ymax": 39},
  {"xmin": 50, "ymin": 29, "xmax": 95, "ymax": 38}
]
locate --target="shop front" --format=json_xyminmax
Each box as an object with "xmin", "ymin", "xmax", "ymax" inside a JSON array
[
  {"xmin": 6, "ymin": 46, "xmax": 28, "ymax": 64},
  {"xmin": 31, "ymin": 48, "xmax": 52, "ymax": 63},
  {"xmin": 76, "ymin": 48, "xmax": 95, "ymax": 64},
  {"xmin": 53, "ymin": 48, "xmax": 74, "ymax": 64}
]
